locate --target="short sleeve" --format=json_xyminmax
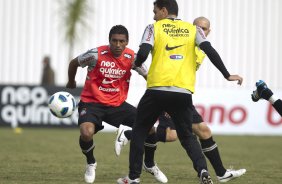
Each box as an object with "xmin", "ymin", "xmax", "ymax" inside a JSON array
[
  {"xmin": 77, "ymin": 48, "xmax": 98, "ymax": 68},
  {"xmin": 140, "ymin": 24, "xmax": 154, "ymax": 46}
]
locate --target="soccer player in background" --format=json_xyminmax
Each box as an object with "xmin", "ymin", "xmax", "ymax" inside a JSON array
[
  {"xmin": 115, "ymin": 16, "xmax": 246, "ymax": 183},
  {"xmin": 252, "ymin": 80, "xmax": 282, "ymax": 116},
  {"xmin": 117, "ymin": 0, "xmax": 243, "ymax": 182},
  {"xmin": 66, "ymin": 25, "xmax": 167, "ymax": 184}
]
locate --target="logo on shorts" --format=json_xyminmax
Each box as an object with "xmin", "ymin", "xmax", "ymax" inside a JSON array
[{"xmin": 80, "ymin": 108, "xmax": 87, "ymax": 116}]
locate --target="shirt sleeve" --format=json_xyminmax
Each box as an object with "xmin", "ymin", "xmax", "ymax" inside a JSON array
[
  {"xmin": 195, "ymin": 26, "xmax": 208, "ymax": 46},
  {"xmin": 77, "ymin": 48, "xmax": 98, "ymax": 68},
  {"xmin": 134, "ymin": 25, "xmax": 154, "ymax": 67},
  {"xmin": 140, "ymin": 24, "xmax": 155, "ymax": 46}
]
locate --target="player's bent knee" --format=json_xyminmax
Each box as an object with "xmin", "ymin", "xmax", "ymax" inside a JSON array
[
  {"xmin": 166, "ymin": 129, "xmax": 178, "ymax": 142},
  {"xmin": 80, "ymin": 131, "xmax": 93, "ymax": 141},
  {"xmin": 80, "ymin": 122, "xmax": 95, "ymax": 141},
  {"xmin": 193, "ymin": 122, "xmax": 212, "ymax": 140}
]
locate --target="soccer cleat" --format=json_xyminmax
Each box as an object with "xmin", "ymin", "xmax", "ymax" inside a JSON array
[
  {"xmin": 143, "ymin": 163, "xmax": 168, "ymax": 183},
  {"xmin": 117, "ymin": 176, "xmax": 140, "ymax": 184},
  {"xmin": 199, "ymin": 169, "xmax": 213, "ymax": 184},
  {"xmin": 252, "ymin": 80, "xmax": 273, "ymax": 102},
  {"xmin": 115, "ymin": 124, "xmax": 132, "ymax": 156},
  {"xmin": 217, "ymin": 168, "xmax": 246, "ymax": 183},
  {"xmin": 84, "ymin": 162, "xmax": 97, "ymax": 183}
]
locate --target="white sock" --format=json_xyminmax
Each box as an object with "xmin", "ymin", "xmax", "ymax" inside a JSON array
[{"xmin": 269, "ymin": 95, "xmax": 278, "ymax": 104}]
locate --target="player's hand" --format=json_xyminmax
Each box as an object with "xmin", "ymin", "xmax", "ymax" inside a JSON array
[
  {"xmin": 134, "ymin": 64, "xmax": 148, "ymax": 78},
  {"xmin": 227, "ymin": 75, "xmax": 243, "ymax": 85},
  {"xmin": 66, "ymin": 80, "xmax": 76, "ymax": 89}
]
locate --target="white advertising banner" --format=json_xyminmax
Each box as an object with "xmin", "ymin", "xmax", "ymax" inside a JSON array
[
  {"xmin": 123, "ymin": 87, "xmax": 282, "ymax": 136},
  {"xmin": 192, "ymin": 89, "xmax": 282, "ymax": 135},
  {"xmin": 1, "ymin": 85, "xmax": 281, "ymax": 135}
]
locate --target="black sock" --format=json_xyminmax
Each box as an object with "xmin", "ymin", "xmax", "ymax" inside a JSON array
[
  {"xmin": 144, "ymin": 133, "xmax": 157, "ymax": 168},
  {"xmin": 273, "ymin": 99, "xmax": 282, "ymax": 116},
  {"xmin": 200, "ymin": 137, "xmax": 226, "ymax": 176},
  {"xmin": 124, "ymin": 130, "xmax": 132, "ymax": 140},
  {"xmin": 79, "ymin": 136, "xmax": 95, "ymax": 164}
]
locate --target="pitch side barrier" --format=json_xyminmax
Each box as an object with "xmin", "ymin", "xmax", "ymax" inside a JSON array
[
  {"xmin": 0, "ymin": 85, "xmax": 82, "ymax": 128},
  {"xmin": 1, "ymin": 85, "xmax": 282, "ymax": 135}
]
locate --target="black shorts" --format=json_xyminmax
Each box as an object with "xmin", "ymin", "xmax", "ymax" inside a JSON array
[
  {"xmin": 78, "ymin": 101, "xmax": 136, "ymax": 133},
  {"xmin": 158, "ymin": 105, "xmax": 203, "ymax": 130}
]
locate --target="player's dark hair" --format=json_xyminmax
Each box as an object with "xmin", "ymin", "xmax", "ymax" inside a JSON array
[
  {"xmin": 154, "ymin": 0, "xmax": 178, "ymax": 16},
  {"xmin": 109, "ymin": 25, "xmax": 129, "ymax": 41}
]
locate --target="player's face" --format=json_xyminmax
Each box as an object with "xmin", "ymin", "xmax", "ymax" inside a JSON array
[
  {"xmin": 109, "ymin": 34, "xmax": 128, "ymax": 57},
  {"xmin": 195, "ymin": 21, "xmax": 210, "ymax": 36},
  {"xmin": 153, "ymin": 5, "xmax": 167, "ymax": 21}
]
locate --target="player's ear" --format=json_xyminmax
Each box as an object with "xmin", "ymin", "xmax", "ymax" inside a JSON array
[
  {"xmin": 206, "ymin": 29, "xmax": 211, "ymax": 36},
  {"xmin": 161, "ymin": 7, "xmax": 168, "ymax": 17}
]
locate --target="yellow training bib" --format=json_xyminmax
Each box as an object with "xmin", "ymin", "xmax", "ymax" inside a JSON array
[{"xmin": 147, "ymin": 19, "xmax": 198, "ymax": 93}]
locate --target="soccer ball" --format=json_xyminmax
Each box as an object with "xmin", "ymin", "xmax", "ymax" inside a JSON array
[{"xmin": 48, "ymin": 91, "xmax": 76, "ymax": 118}]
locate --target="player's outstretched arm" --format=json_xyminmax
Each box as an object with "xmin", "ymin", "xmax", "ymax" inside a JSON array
[
  {"xmin": 199, "ymin": 41, "xmax": 243, "ymax": 86},
  {"xmin": 66, "ymin": 57, "xmax": 79, "ymax": 89},
  {"xmin": 199, "ymin": 41, "xmax": 230, "ymax": 79}
]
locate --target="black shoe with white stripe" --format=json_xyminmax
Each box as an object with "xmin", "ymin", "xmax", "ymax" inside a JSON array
[{"xmin": 199, "ymin": 169, "xmax": 213, "ymax": 184}]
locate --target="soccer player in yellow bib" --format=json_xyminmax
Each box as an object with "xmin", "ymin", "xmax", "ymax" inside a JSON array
[
  {"xmin": 154, "ymin": 17, "xmax": 246, "ymax": 183},
  {"xmin": 116, "ymin": 16, "xmax": 246, "ymax": 183},
  {"xmin": 118, "ymin": 0, "xmax": 242, "ymax": 184}
]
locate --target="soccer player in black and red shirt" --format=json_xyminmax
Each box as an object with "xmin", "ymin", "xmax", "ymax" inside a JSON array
[{"xmin": 66, "ymin": 25, "xmax": 167, "ymax": 184}]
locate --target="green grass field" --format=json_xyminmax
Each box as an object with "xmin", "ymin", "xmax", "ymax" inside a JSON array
[{"xmin": 1, "ymin": 128, "xmax": 282, "ymax": 184}]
